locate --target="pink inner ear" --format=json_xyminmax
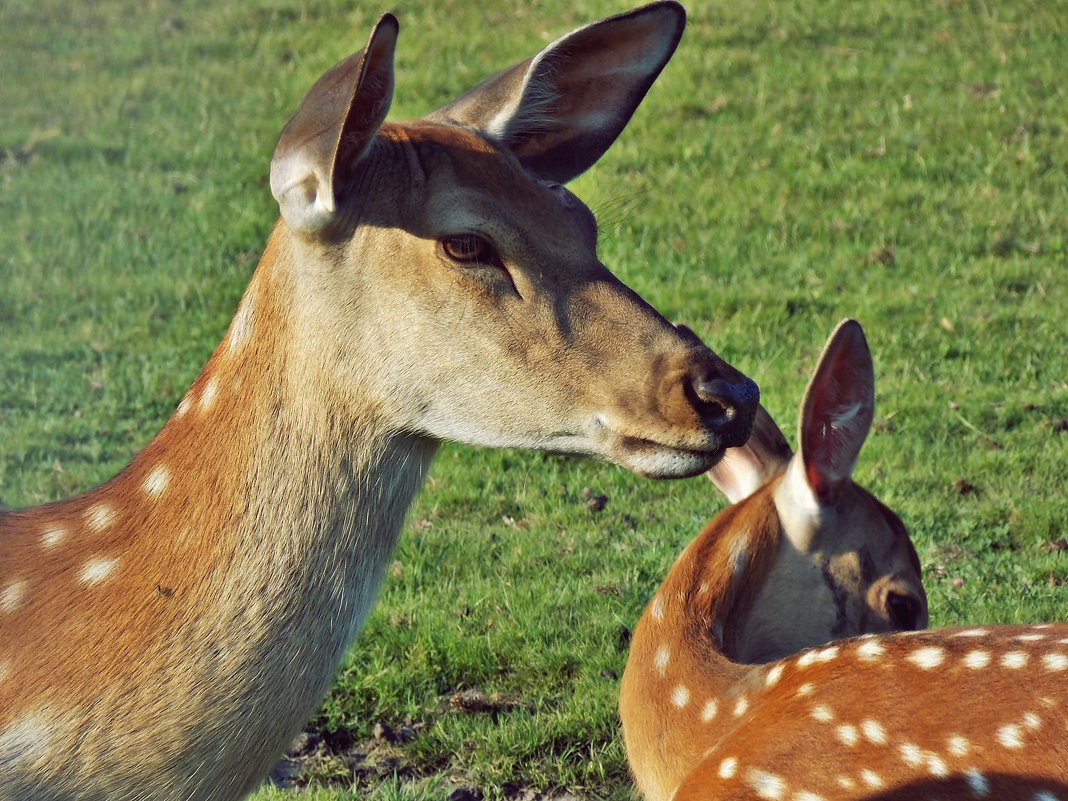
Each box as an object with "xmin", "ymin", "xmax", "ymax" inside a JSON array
[{"xmin": 798, "ymin": 321, "xmax": 874, "ymax": 505}]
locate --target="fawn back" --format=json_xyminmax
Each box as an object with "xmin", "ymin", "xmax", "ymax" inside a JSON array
[
  {"xmin": 620, "ymin": 319, "xmax": 928, "ymax": 801},
  {"xmin": 621, "ymin": 319, "xmax": 1066, "ymax": 801}
]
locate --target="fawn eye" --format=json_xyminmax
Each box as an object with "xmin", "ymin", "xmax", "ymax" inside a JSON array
[
  {"xmin": 886, "ymin": 592, "xmax": 920, "ymax": 631},
  {"xmin": 440, "ymin": 234, "xmax": 500, "ymax": 266}
]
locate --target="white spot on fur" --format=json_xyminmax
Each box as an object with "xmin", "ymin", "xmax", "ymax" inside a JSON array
[
  {"xmin": 175, "ymin": 395, "xmax": 192, "ymax": 419},
  {"xmin": 947, "ymin": 734, "xmax": 970, "ymax": 757},
  {"xmin": 927, "ymin": 754, "xmax": 949, "ymax": 777},
  {"xmin": 996, "ymin": 724, "xmax": 1024, "ymax": 749},
  {"xmin": 0, "ymin": 661, "xmax": 9, "ymax": 683},
  {"xmin": 954, "ymin": 628, "xmax": 991, "ymax": 637},
  {"xmin": 811, "ymin": 705, "xmax": 834, "ymax": 723},
  {"xmin": 700, "ymin": 699, "xmax": 719, "ymax": 722},
  {"xmin": 651, "ymin": 595, "xmax": 665, "ymax": 622},
  {"xmin": 836, "ymin": 776, "xmax": 855, "ymax": 790},
  {"xmin": 671, "ymin": 685, "xmax": 690, "ymax": 708},
  {"xmin": 654, "ymin": 644, "xmax": 670, "ymax": 676},
  {"xmin": 861, "ymin": 719, "xmax": 887, "ymax": 745},
  {"xmin": 1, "ymin": 580, "xmax": 26, "ymax": 613},
  {"xmin": 765, "ymin": 664, "xmax": 785, "ymax": 687},
  {"xmin": 200, "ymin": 378, "xmax": 218, "ymax": 412},
  {"xmin": 729, "ymin": 536, "xmax": 749, "ymax": 578},
  {"xmin": 796, "ymin": 683, "xmax": 814, "ymax": 696},
  {"xmin": 1023, "ymin": 712, "xmax": 1042, "ymax": 730},
  {"xmin": 733, "ymin": 695, "xmax": 749, "ymax": 716},
  {"xmin": 1041, "ymin": 652, "xmax": 1068, "ymax": 671},
  {"xmin": 963, "ymin": 650, "xmax": 992, "ymax": 670},
  {"xmin": 84, "ymin": 503, "xmax": 116, "ymax": 532},
  {"xmin": 900, "ymin": 742, "xmax": 923, "ymax": 766},
  {"xmin": 1000, "ymin": 651, "xmax": 1029, "ymax": 669},
  {"xmin": 794, "ymin": 792, "xmax": 824, "ymax": 801},
  {"xmin": 0, "ymin": 712, "xmax": 51, "ymax": 767},
  {"xmin": 798, "ymin": 646, "xmax": 839, "ymax": 667},
  {"xmin": 836, "ymin": 724, "xmax": 859, "ymax": 747},
  {"xmin": 1032, "ymin": 792, "xmax": 1060, "ymax": 801},
  {"xmin": 746, "ymin": 769, "xmax": 787, "ymax": 800},
  {"xmin": 228, "ymin": 297, "xmax": 254, "ymax": 351},
  {"xmin": 719, "ymin": 757, "xmax": 738, "ymax": 779},
  {"xmin": 860, "ymin": 770, "xmax": 883, "ymax": 789},
  {"xmin": 1016, "ymin": 633, "xmax": 1045, "ymax": 642},
  {"xmin": 40, "ymin": 524, "xmax": 68, "ymax": 548},
  {"xmin": 907, "ymin": 646, "xmax": 946, "ymax": 669},
  {"xmin": 143, "ymin": 464, "xmax": 169, "ymax": 498},
  {"xmin": 855, "ymin": 640, "xmax": 886, "ymax": 661},
  {"xmin": 965, "ymin": 769, "xmax": 989, "ymax": 797},
  {"xmin": 80, "ymin": 557, "xmax": 119, "ymax": 586}
]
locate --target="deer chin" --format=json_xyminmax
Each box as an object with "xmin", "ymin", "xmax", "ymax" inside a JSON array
[{"xmin": 608, "ymin": 435, "xmax": 726, "ymax": 479}]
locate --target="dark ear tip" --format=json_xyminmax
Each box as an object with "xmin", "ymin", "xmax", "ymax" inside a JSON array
[
  {"xmin": 827, "ymin": 318, "xmax": 870, "ymax": 359},
  {"xmin": 648, "ymin": 1, "xmax": 687, "ymax": 34},
  {"xmin": 372, "ymin": 12, "xmax": 400, "ymax": 39}
]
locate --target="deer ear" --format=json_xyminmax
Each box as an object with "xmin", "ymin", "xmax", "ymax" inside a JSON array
[
  {"xmin": 427, "ymin": 1, "xmax": 685, "ymax": 184},
  {"xmin": 795, "ymin": 319, "xmax": 875, "ymax": 505},
  {"xmin": 707, "ymin": 405, "xmax": 793, "ymax": 504},
  {"xmin": 270, "ymin": 14, "xmax": 398, "ymax": 236}
]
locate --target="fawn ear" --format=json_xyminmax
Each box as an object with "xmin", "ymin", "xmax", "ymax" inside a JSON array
[
  {"xmin": 795, "ymin": 319, "xmax": 875, "ymax": 505},
  {"xmin": 707, "ymin": 406, "xmax": 793, "ymax": 504},
  {"xmin": 270, "ymin": 14, "xmax": 398, "ymax": 236},
  {"xmin": 427, "ymin": 1, "xmax": 685, "ymax": 183}
]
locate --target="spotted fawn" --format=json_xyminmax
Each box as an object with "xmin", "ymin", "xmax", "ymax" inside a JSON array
[{"xmin": 620, "ymin": 319, "xmax": 1067, "ymax": 801}]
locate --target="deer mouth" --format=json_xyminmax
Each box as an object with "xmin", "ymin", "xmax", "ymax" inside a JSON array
[
  {"xmin": 580, "ymin": 413, "xmax": 731, "ymax": 478},
  {"xmin": 612, "ymin": 434, "xmax": 727, "ymax": 479}
]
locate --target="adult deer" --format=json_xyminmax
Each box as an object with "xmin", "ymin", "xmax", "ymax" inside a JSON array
[
  {"xmin": 0, "ymin": 5, "xmax": 758, "ymax": 799},
  {"xmin": 620, "ymin": 319, "xmax": 1067, "ymax": 801}
]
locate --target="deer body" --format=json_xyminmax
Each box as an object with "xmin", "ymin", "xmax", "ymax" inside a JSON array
[
  {"xmin": 0, "ymin": 6, "xmax": 760, "ymax": 799},
  {"xmin": 620, "ymin": 320, "xmax": 1066, "ymax": 801}
]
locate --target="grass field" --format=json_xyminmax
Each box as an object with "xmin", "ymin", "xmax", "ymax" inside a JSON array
[{"xmin": 1, "ymin": 0, "xmax": 1066, "ymax": 799}]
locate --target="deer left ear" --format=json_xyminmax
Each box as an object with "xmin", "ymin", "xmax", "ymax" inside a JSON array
[
  {"xmin": 270, "ymin": 14, "xmax": 398, "ymax": 236},
  {"xmin": 795, "ymin": 319, "xmax": 875, "ymax": 506},
  {"xmin": 427, "ymin": 1, "xmax": 685, "ymax": 184}
]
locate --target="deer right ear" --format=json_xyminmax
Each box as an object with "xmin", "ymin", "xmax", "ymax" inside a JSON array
[
  {"xmin": 426, "ymin": 1, "xmax": 685, "ymax": 184},
  {"xmin": 270, "ymin": 14, "xmax": 398, "ymax": 236},
  {"xmin": 795, "ymin": 319, "xmax": 875, "ymax": 505},
  {"xmin": 707, "ymin": 405, "xmax": 792, "ymax": 504}
]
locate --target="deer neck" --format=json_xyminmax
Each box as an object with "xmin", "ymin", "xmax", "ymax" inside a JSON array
[
  {"xmin": 621, "ymin": 485, "xmax": 783, "ymax": 801},
  {"xmin": 0, "ymin": 224, "xmax": 437, "ymax": 798}
]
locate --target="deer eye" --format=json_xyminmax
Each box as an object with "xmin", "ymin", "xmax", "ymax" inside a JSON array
[
  {"xmin": 886, "ymin": 592, "xmax": 920, "ymax": 631},
  {"xmin": 440, "ymin": 233, "xmax": 500, "ymax": 266}
]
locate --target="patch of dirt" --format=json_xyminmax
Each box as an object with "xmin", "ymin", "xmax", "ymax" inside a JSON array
[{"xmin": 269, "ymin": 688, "xmax": 532, "ymax": 791}]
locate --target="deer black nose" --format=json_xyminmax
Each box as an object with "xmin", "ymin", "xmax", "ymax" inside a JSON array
[{"xmin": 689, "ymin": 373, "xmax": 759, "ymax": 447}]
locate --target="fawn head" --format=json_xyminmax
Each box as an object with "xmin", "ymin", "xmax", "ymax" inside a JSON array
[
  {"xmin": 706, "ymin": 320, "xmax": 927, "ymax": 662},
  {"xmin": 265, "ymin": 4, "xmax": 757, "ymax": 479}
]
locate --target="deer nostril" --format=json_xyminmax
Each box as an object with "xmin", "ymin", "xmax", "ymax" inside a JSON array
[
  {"xmin": 693, "ymin": 378, "xmax": 738, "ymax": 422},
  {"xmin": 692, "ymin": 376, "xmax": 759, "ymax": 417},
  {"xmin": 686, "ymin": 374, "xmax": 759, "ymax": 447}
]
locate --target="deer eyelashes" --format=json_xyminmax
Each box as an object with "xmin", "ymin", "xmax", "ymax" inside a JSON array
[{"xmin": 439, "ymin": 233, "xmax": 504, "ymax": 269}]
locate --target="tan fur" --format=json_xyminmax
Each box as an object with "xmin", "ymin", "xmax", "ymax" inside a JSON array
[{"xmin": 0, "ymin": 6, "xmax": 759, "ymax": 799}]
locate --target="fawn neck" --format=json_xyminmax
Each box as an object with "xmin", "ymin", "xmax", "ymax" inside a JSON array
[
  {"xmin": 0, "ymin": 226, "xmax": 437, "ymax": 798},
  {"xmin": 620, "ymin": 480, "xmax": 784, "ymax": 801}
]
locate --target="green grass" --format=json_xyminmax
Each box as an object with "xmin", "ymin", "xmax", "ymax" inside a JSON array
[{"xmin": 2, "ymin": 0, "xmax": 1066, "ymax": 799}]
